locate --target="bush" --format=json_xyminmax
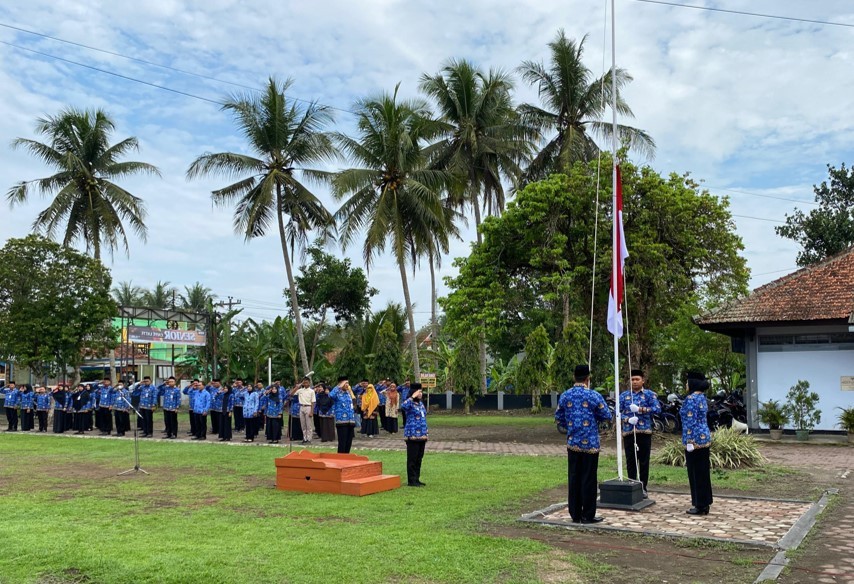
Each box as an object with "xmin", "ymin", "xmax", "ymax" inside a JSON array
[
  {"xmin": 653, "ymin": 428, "xmax": 766, "ymax": 470},
  {"xmin": 783, "ymin": 380, "xmax": 821, "ymax": 431}
]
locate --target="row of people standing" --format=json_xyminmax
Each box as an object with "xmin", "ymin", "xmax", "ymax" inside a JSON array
[{"xmin": 1, "ymin": 382, "xmax": 53, "ymax": 432}]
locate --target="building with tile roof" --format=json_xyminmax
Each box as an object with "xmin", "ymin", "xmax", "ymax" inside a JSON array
[{"xmin": 696, "ymin": 246, "xmax": 854, "ymax": 432}]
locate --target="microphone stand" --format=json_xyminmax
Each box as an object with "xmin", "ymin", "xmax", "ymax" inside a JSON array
[{"xmin": 117, "ymin": 393, "xmax": 149, "ymax": 476}]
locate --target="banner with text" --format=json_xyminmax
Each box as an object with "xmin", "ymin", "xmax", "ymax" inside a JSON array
[{"xmin": 127, "ymin": 325, "xmax": 207, "ymax": 346}]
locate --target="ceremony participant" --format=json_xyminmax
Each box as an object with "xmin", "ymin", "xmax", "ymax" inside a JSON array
[
  {"xmin": 329, "ymin": 376, "xmax": 356, "ymax": 453},
  {"xmin": 264, "ymin": 385, "xmax": 284, "ymax": 443},
  {"xmin": 681, "ymin": 372, "xmax": 713, "ymax": 516},
  {"xmin": 35, "ymin": 386, "xmax": 52, "ymax": 432},
  {"xmin": 71, "ymin": 384, "xmax": 91, "ymax": 434},
  {"xmin": 243, "ymin": 383, "xmax": 260, "ymax": 442},
  {"xmin": 96, "ymin": 378, "xmax": 114, "ymax": 435},
  {"xmin": 376, "ymin": 379, "xmax": 388, "ymax": 431},
  {"xmin": 135, "ymin": 377, "xmax": 156, "ymax": 434},
  {"xmin": 19, "ymin": 384, "xmax": 35, "ymax": 432},
  {"xmin": 360, "ymin": 384, "xmax": 380, "ymax": 438},
  {"xmin": 161, "ymin": 377, "xmax": 182, "ymax": 439},
  {"xmin": 84, "ymin": 385, "xmax": 97, "ymax": 430},
  {"xmin": 554, "ymin": 365, "xmax": 613, "ymax": 524},
  {"xmin": 138, "ymin": 378, "xmax": 158, "ymax": 437},
  {"xmin": 218, "ymin": 383, "xmax": 235, "ymax": 442},
  {"xmin": 384, "ymin": 382, "xmax": 400, "ymax": 434},
  {"xmin": 232, "ymin": 379, "xmax": 246, "ymax": 432},
  {"xmin": 191, "ymin": 381, "xmax": 211, "ymax": 440},
  {"xmin": 52, "ymin": 384, "xmax": 69, "ymax": 433},
  {"xmin": 294, "ymin": 377, "xmax": 316, "ymax": 444},
  {"xmin": 401, "ymin": 383, "xmax": 428, "ymax": 487},
  {"xmin": 1, "ymin": 381, "xmax": 19, "ymax": 431},
  {"xmin": 285, "ymin": 382, "xmax": 304, "ymax": 443},
  {"xmin": 316, "ymin": 384, "xmax": 336, "ymax": 442},
  {"xmin": 313, "ymin": 383, "xmax": 323, "ymax": 437},
  {"xmin": 208, "ymin": 380, "xmax": 224, "ymax": 435},
  {"xmin": 184, "ymin": 380, "xmax": 199, "ymax": 437},
  {"xmin": 112, "ymin": 382, "xmax": 132, "ymax": 436},
  {"xmin": 619, "ymin": 369, "xmax": 660, "ymax": 497}
]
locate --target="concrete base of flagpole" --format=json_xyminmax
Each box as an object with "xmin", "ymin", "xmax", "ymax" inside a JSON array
[{"xmin": 598, "ymin": 480, "xmax": 655, "ymax": 511}]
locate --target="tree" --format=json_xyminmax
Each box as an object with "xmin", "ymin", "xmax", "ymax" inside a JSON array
[
  {"xmin": 517, "ymin": 324, "xmax": 552, "ymax": 413},
  {"xmin": 0, "ymin": 235, "xmax": 117, "ymax": 379},
  {"xmin": 449, "ymin": 332, "xmax": 480, "ymax": 414},
  {"xmin": 8, "ymin": 108, "xmax": 159, "ymax": 260},
  {"xmin": 372, "ymin": 320, "xmax": 403, "ymax": 381},
  {"xmin": 142, "ymin": 281, "xmax": 177, "ymax": 309},
  {"xmin": 550, "ymin": 319, "xmax": 587, "ymax": 393},
  {"xmin": 180, "ymin": 282, "xmax": 216, "ymax": 313},
  {"xmin": 111, "ymin": 281, "xmax": 144, "ymax": 307},
  {"xmin": 517, "ymin": 30, "xmax": 654, "ymax": 184},
  {"xmin": 333, "ymin": 85, "xmax": 450, "ymax": 380},
  {"xmin": 775, "ymin": 163, "xmax": 854, "ymax": 266},
  {"xmin": 187, "ymin": 77, "xmax": 336, "ymax": 378}
]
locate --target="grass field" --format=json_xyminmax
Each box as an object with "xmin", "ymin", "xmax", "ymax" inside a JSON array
[{"xmin": 0, "ymin": 434, "xmax": 797, "ymax": 584}]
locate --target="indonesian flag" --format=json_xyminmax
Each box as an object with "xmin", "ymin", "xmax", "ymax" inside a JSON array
[{"xmin": 606, "ymin": 166, "xmax": 629, "ymax": 338}]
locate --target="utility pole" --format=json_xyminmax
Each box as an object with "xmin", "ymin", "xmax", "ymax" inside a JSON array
[
  {"xmin": 214, "ymin": 297, "xmax": 242, "ymax": 382},
  {"xmin": 215, "ymin": 296, "xmax": 242, "ymax": 312}
]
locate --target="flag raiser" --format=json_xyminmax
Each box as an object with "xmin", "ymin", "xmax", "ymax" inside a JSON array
[{"xmin": 606, "ymin": 166, "xmax": 628, "ymax": 338}]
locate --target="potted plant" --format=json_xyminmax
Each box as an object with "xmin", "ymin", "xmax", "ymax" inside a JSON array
[
  {"xmin": 757, "ymin": 399, "xmax": 788, "ymax": 440},
  {"xmin": 837, "ymin": 406, "xmax": 854, "ymax": 444},
  {"xmin": 783, "ymin": 380, "xmax": 821, "ymax": 442}
]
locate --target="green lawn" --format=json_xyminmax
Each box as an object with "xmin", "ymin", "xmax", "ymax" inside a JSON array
[{"xmin": 0, "ymin": 434, "xmax": 797, "ymax": 584}]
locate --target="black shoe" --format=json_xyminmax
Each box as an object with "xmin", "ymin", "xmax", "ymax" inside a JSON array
[
  {"xmin": 407, "ymin": 482, "xmax": 424, "ymax": 487},
  {"xmin": 642, "ymin": 492, "xmax": 649, "ymax": 500},
  {"xmin": 686, "ymin": 507, "xmax": 709, "ymax": 515},
  {"xmin": 416, "ymin": 481, "xmax": 426, "ymax": 487},
  {"xmin": 580, "ymin": 517, "xmax": 604, "ymax": 524}
]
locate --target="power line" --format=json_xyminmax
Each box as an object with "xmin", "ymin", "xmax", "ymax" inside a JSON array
[
  {"xmin": 0, "ymin": 40, "xmax": 221, "ymax": 104},
  {"xmin": 630, "ymin": 0, "xmax": 854, "ymax": 29},
  {"xmin": 753, "ymin": 266, "xmax": 797, "ymax": 277},
  {"xmin": 731, "ymin": 213, "xmax": 785, "ymax": 224},
  {"xmin": 707, "ymin": 185, "xmax": 819, "ymax": 207}
]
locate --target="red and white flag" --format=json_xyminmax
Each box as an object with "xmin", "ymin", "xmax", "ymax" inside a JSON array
[{"xmin": 606, "ymin": 166, "xmax": 629, "ymax": 338}]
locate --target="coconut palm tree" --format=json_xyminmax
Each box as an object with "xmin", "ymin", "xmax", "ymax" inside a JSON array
[
  {"xmin": 8, "ymin": 108, "xmax": 160, "ymax": 260},
  {"xmin": 333, "ymin": 86, "xmax": 450, "ymax": 379},
  {"xmin": 518, "ymin": 30, "xmax": 655, "ymax": 184},
  {"xmin": 142, "ymin": 280, "xmax": 177, "ymax": 309},
  {"xmin": 180, "ymin": 282, "xmax": 216, "ymax": 314},
  {"xmin": 111, "ymin": 281, "xmax": 145, "ymax": 307},
  {"xmin": 419, "ymin": 59, "xmax": 533, "ymax": 244},
  {"xmin": 187, "ymin": 77, "xmax": 336, "ymax": 377}
]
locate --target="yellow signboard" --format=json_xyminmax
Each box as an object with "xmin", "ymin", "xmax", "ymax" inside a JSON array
[{"xmin": 420, "ymin": 372, "xmax": 437, "ymax": 389}]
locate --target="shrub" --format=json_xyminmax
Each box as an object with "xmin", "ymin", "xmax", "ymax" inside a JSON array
[
  {"xmin": 653, "ymin": 428, "xmax": 766, "ymax": 470},
  {"xmin": 783, "ymin": 380, "xmax": 821, "ymax": 431},
  {"xmin": 757, "ymin": 399, "xmax": 789, "ymax": 429},
  {"xmin": 838, "ymin": 406, "xmax": 854, "ymax": 433}
]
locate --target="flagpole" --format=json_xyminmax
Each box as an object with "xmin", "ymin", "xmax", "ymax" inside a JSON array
[{"xmin": 611, "ymin": 0, "xmax": 624, "ymax": 482}]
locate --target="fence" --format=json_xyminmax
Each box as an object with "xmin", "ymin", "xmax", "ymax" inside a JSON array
[{"xmin": 425, "ymin": 391, "xmax": 560, "ymax": 411}]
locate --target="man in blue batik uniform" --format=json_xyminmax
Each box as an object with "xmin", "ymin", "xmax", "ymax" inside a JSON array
[
  {"xmin": 329, "ymin": 376, "xmax": 355, "ymax": 453},
  {"xmin": 401, "ymin": 382, "xmax": 428, "ymax": 487},
  {"xmin": 138, "ymin": 378, "xmax": 159, "ymax": 437},
  {"xmin": 192, "ymin": 382, "xmax": 212, "ymax": 440},
  {"xmin": 161, "ymin": 377, "xmax": 182, "ymax": 439},
  {"xmin": 96, "ymin": 378, "xmax": 114, "ymax": 435},
  {"xmin": 1, "ymin": 381, "xmax": 19, "ymax": 431},
  {"xmin": 232, "ymin": 379, "xmax": 246, "ymax": 432},
  {"xmin": 555, "ymin": 365, "xmax": 612, "ymax": 524},
  {"xmin": 619, "ymin": 369, "xmax": 660, "ymax": 497}
]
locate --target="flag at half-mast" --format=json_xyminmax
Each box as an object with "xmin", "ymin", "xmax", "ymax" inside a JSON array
[{"xmin": 606, "ymin": 166, "xmax": 629, "ymax": 338}]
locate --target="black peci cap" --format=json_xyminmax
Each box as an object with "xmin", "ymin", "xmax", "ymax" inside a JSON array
[{"xmin": 574, "ymin": 364, "xmax": 590, "ymax": 379}]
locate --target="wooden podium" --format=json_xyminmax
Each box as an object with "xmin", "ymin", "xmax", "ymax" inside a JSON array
[{"xmin": 275, "ymin": 451, "xmax": 401, "ymax": 496}]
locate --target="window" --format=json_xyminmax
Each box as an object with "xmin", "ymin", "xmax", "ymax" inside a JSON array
[{"xmin": 759, "ymin": 332, "xmax": 854, "ymax": 352}]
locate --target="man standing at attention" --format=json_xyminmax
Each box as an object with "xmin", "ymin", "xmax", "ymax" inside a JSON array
[
  {"xmin": 619, "ymin": 369, "xmax": 660, "ymax": 498},
  {"xmin": 555, "ymin": 365, "xmax": 612, "ymax": 524},
  {"xmin": 138, "ymin": 377, "xmax": 158, "ymax": 438},
  {"xmin": 192, "ymin": 381, "xmax": 212, "ymax": 440},
  {"xmin": 295, "ymin": 377, "xmax": 316, "ymax": 444},
  {"xmin": 161, "ymin": 377, "xmax": 182, "ymax": 439}
]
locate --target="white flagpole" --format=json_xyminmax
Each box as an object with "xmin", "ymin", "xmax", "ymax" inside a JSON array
[{"xmin": 611, "ymin": 0, "xmax": 624, "ymax": 482}]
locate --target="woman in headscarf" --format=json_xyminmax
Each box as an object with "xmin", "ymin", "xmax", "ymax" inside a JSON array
[
  {"xmin": 383, "ymin": 382, "xmax": 400, "ymax": 434},
  {"xmin": 218, "ymin": 383, "xmax": 234, "ymax": 442},
  {"xmin": 52, "ymin": 384, "xmax": 69, "ymax": 433},
  {"xmin": 19, "ymin": 384, "xmax": 35, "ymax": 431},
  {"xmin": 315, "ymin": 384, "xmax": 336, "ymax": 442},
  {"xmin": 360, "ymin": 384, "xmax": 380, "ymax": 438},
  {"xmin": 71, "ymin": 384, "xmax": 90, "ymax": 434},
  {"xmin": 681, "ymin": 372, "xmax": 713, "ymax": 516}
]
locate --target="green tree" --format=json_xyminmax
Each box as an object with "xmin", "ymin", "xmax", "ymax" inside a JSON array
[
  {"xmin": 187, "ymin": 77, "xmax": 336, "ymax": 378},
  {"xmin": 550, "ymin": 319, "xmax": 587, "ymax": 392},
  {"xmin": 180, "ymin": 282, "xmax": 216, "ymax": 313},
  {"xmin": 517, "ymin": 30, "xmax": 654, "ymax": 183},
  {"xmin": 372, "ymin": 320, "xmax": 403, "ymax": 381},
  {"xmin": 333, "ymin": 85, "xmax": 449, "ymax": 380},
  {"xmin": 517, "ymin": 324, "xmax": 552, "ymax": 413},
  {"xmin": 0, "ymin": 235, "xmax": 117, "ymax": 379},
  {"xmin": 449, "ymin": 331, "xmax": 480, "ymax": 414},
  {"xmin": 775, "ymin": 163, "xmax": 854, "ymax": 266},
  {"xmin": 111, "ymin": 281, "xmax": 144, "ymax": 307},
  {"xmin": 8, "ymin": 108, "xmax": 159, "ymax": 259},
  {"xmin": 142, "ymin": 281, "xmax": 177, "ymax": 309}
]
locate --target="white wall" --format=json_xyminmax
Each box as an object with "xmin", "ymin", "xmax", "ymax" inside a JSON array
[{"xmin": 757, "ymin": 350, "xmax": 854, "ymax": 430}]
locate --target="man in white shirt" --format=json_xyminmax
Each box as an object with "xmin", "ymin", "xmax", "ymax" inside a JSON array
[{"xmin": 295, "ymin": 377, "xmax": 316, "ymax": 444}]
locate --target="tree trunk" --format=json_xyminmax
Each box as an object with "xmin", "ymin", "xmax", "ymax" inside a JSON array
[
  {"xmin": 398, "ymin": 261, "xmax": 421, "ymax": 380},
  {"xmin": 478, "ymin": 334, "xmax": 487, "ymax": 395},
  {"xmin": 472, "ymin": 194, "xmax": 483, "ymax": 246},
  {"xmin": 276, "ymin": 186, "xmax": 310, "ymax": 376},
  {"xmin": 429, "ymin": 251, "xmax": 438, "ymax": 342},
  {"xmin": 309, "ymin": 306, "xmax": 327, "ymax": 368},
  {"xmin": 562, "ymin": 293, "xmax": 570, "ymax": 332},
  {"xmin": 108, "ymin": 349, "xmax": 117, "ymax": 383}
]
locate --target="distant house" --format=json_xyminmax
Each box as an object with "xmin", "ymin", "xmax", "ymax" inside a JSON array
[{"xmin": 696, "ymin": 247, "xmax": 854, "ymax": 432}]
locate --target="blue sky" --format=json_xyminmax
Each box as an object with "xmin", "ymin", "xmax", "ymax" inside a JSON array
[{"xmin": 0, "ymin": 0, "xmax": 852, "ymax": 325}]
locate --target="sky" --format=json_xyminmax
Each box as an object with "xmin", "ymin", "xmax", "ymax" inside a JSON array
[{"xmin": 0, "ymin": 0, "xmax": 852, "ymax": 327}]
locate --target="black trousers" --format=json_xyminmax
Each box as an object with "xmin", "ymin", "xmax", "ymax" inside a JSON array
[
  {"xmin": 219, "ymin": 413, "xmax": 233, "ymax": 440},
  {"xmin": 244, "ymin": 416, "xmax": 259, "ymax": 440},
  {"xmin": 336, "ymin": 423, "xmax": 355, "ymax": 453},
  {"xmin": 36, "ymin": 410, "xmax": 48, "ymax": 432},
  {"xmin": 266, "ymin": 416, "xmax": 282, "ymax": 441},
  {"xmin": 114, "ymin": 410, "xmax": 130, "ymax": 434},
  {"xmin": 406, "ymin": 439, "xmax": 427, "ymax": 485},
  {"xmin": 288, "ymin": 416, "xmax": 303, "ymax": 442},
  {"xmin": 4, "ymin": 407, "xmax": 17, "ymax": 430},
  {"xmin": 233, "ymin": 406, "xmax": 244, "ymax": 431},
  {"xmin": 20, "ymin": 409, "xmax": 34, "ymax": 431},
  {"xmin": 623, "ymin": 432, "xmax": 652, "ymax": 490},
  {"xmin": 686, "ymin": 447, "xmax": 713, "ymax": 509},
  {"xmin": 99, "ymin": 407, "xmax": 113, "ymax": 433},
  {"xmin": 211, "ymin": 410, "xmax": 221, "ymax": 434},
  {"xmin": 567, "ymin": 450, "xmax": 600, "ymax": 522},
  {"xmin": 164, "ymin": 410, "xmax": 178, "ymax": 437},
  {"xmin": 72, "ymin": 411, "xmax": 87, "ymax": 432},
  {"xmin": 195, "ymin": 414, "xmax": 207, "ymax": 439},
  {"xmin": 140, "ymin": 408, "xmax": 154, "ymax": 436}
]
